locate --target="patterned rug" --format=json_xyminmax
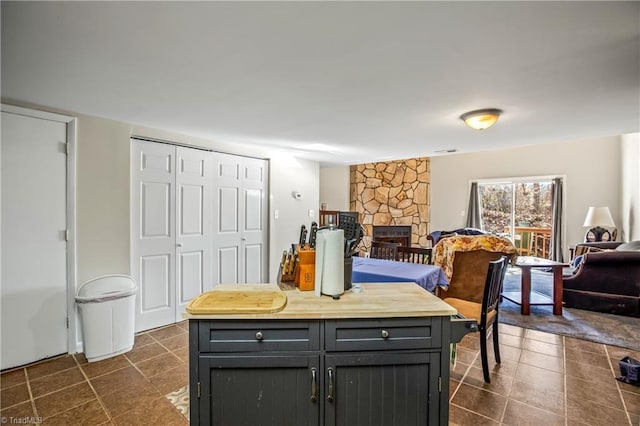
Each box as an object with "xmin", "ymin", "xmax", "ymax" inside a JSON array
[
  {"xmin": 166, "ymin": 385, "xmax": 189, "ymax": 420},
  {"xmin": 500, "ymin": 268, "xmax": 640, "ymax": 350}
]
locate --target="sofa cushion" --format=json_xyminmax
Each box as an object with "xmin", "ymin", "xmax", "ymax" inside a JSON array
[{"xmin": 616, "ymin": 240, "xmax": 640, "ymax": 252}]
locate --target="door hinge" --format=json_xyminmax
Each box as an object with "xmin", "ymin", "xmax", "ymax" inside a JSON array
[
  {"xmin": 438, "ymin": 377, "xmax": 442, "ymax": 392},
  {"xmin": 66, "ymin": 317, "xmax": 69, "ymax": 328},
  {"xmin": 65, "ymin": 141, "xmax": 70, "ymax": 155},
  {"xmin": 197, "ymin": 382, "xmax": 201, "ymax": 398},
  {"xmin": 65, "ymin": 229, "xmax": 70, "ymax": 241}
]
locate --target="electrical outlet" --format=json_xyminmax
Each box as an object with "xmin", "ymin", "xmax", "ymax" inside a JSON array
[
  {"xmin": 461, "ymin": 210, "xmax": 465, "ymax": 217},
  {"xmin": 309, "ymin": 209, "xmax": 314, "ymax": 218}
]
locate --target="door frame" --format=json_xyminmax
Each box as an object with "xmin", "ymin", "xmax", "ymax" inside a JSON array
[{"xmin": 1, "ymin": 103, "xmax": 78, "ymax": 355}]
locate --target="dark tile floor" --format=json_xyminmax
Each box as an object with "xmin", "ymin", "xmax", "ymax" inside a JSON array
[
  {"xmin": 0, "ymin": 322, "xmax": 189, "ymax": 425},
  {"xmin": 450, "ymin": 323, "xmax": 640, "ymax": 425},
  {"xmin": 1, "ymin": 321, "xmax": 639, "ymax": 425}
]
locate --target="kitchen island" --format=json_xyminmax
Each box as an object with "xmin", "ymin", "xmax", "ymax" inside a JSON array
[{"xmin": 186, "ymin": 283, "xmax": 470, "ymax": 426}]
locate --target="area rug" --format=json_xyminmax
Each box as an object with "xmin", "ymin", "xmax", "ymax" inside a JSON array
[
  {"xmin": 500, "ymin": 268, "xmax": 640, "ymax": 351},
  {"xmin": 166, "ymin": 385, "xmax": 189, "ymax": 420}
]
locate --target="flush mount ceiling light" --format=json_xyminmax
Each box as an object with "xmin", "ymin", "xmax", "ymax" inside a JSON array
[{"xmin": 460, "ymin": 108, "xmax": 503, "ymax": 130}]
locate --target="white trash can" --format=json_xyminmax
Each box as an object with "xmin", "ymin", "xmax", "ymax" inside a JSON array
[{"xmin": 76, "ymin": 275, "xmax": 137, "ymax": 363}]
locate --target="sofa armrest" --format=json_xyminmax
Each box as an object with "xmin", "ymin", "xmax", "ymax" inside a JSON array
[
  {"xmin": 574, "ymin": 241, "xmax": 622, "ymax": 257},
  {"xmin": 564, "ymin": 251, "xmax": 640, "ymax": 296}
]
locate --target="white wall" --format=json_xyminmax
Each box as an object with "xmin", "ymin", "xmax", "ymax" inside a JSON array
[
  {"xmin": 430, "ymin": 135, "xmax": 622, "ymax": 256},
  {"xmin": 621, "ymin": 133, "xmax": 640, "ymax": 241},
  {"xmin": 269, "ymin": 156, "xmax": 320, "ymax": 282},
  {"xmin": 319, "ymin": 166, "xmax": 350, "ymax": 211},
  {"xmin": 4, "ymin": 101, "xmax": 320, "ymax": 348}
]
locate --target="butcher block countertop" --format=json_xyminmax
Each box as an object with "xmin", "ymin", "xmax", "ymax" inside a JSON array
[{"xmin": 184, "ymin": 282, "xmax": 457, "ymax": 319}]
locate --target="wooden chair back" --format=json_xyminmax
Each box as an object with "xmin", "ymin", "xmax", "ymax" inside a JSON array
[
  {"xmin": 319, "ymin": 210, "xmax": 340, "ymax": 227},
  {"xmin": 481, "ymin": 256, "xmax": 509, "ymax": 324},
  {"xmin": 397, "ymin": 246, "xmax": 433, "ymax": 264},
  {"xmin": 370, "ymin": 241, "xmax": 400, "ymax": 261}
]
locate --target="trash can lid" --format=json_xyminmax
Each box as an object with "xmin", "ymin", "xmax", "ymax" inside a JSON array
[{"xmin": 76, "ymin": 275, "xmax": 137, "ymax": 302}]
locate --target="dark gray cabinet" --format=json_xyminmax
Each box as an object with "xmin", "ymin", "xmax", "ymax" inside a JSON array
[
  {"xmin": 190, "ymin": 317, "xmax": 450, "ymax": 425},
  {"xmin": 198, "ymin": 355, "xmax": 320, "ymax": 426}
]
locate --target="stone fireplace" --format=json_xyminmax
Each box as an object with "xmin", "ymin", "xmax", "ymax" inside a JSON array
[
  {"xmin": 372, "ymin": 225, "xmax": 412, "ymax": 247},
  {"xmin": 350, "ymin": 158, "xmax": 430, "ymax": 253}
]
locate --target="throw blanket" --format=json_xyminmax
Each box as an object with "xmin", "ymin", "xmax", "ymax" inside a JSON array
[{"xmin": 433, "ymin": 235, "xmax": 517, "ymax": 281}]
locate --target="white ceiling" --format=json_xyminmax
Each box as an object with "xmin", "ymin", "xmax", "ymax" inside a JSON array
[{"xmin": 2, "ymin": 1, "xmax": 639, "ymax": 166}]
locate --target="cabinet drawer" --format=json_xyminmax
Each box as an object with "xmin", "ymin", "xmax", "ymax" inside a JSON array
[
  {"xmin": 198, "ymin": 320, "xmax": 319, "ymax": 353},
  {"xmin": 325, "ymin": 318, "xmax": 441, "ymax": 352}
]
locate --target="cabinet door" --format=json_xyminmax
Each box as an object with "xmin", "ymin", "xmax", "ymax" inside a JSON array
[
  {"xmin": 197, "ymin": 354, "xmax": 320, "ymax": 426},
  {"xmin": 324, "ymin": 352, "xmax": 440, "ymax": 426}
]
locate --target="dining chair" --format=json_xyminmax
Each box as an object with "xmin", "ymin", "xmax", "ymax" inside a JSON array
[
  {"xmin": 441, "ymin": 256, "xmax": 509, "ymax": 383},
  {"xmin": 370, "ymin": 241, "xmax": 400, "ymax": 261},
  {"xmin": 397, "ymin": 246, "xmax": 433, "ymax": 264},
  {"xmin": 319, "ymin": 209, "xmax": 340, "ymax": 227}
]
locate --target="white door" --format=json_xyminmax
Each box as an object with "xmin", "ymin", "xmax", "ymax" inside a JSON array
[
  {"xmin": 212, "ymin": 152, "xmax": 242, "ymax": 284},
  {"xmin": 131, "ymin": 140, "xmax": 213, "ymax": 331},
  {"xmin": 1, "ymin": 110, "xmax": 68, "ymax": 369},
  {"xmin": 212, "ymin": 153, "xmax": 268, "ymax": 284},
  {"xmin": 131, "ymin": 140, "xmax": 176, "ymax": 331},
  {"xmin": 175, "ymin": 147, "xmax": 213, "ymax": 318},
  {"xmin": 241, "ymin": 157, "xmax": 268, "ymax": 283}
]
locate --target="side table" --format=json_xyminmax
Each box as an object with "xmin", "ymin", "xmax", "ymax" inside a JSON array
[{"xmin": 502, "ymin": 256, "xmax": 569, "ymax": 315}]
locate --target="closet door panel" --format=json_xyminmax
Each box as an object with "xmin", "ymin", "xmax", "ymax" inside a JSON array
[
  {"xmin": 212, "ymin": 153, "xmax": 243, "ymax": 284},
  {"xmin": 218, "ymin": 246, "xmax": 239, "ymax": 284},
  {"xmin": 241, "ymin": 158, "xmax": 268, "ymax": 283},
  {"xmin": 176, "ymin": 147, "xmax": 212, "ymax": 320},
  {"xmin": 132, "ymin": 140, "xmax": 176, "ymax": 331}
]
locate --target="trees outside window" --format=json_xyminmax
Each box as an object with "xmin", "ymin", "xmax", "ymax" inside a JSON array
[{"xmin": 479, "ymin": 181, "xmax": 553, "ymax": 258}]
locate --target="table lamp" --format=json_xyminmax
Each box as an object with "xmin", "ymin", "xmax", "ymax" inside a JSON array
[{"xmin": 583, "ymin": 206, "xmax": 616, "ymax": 242}]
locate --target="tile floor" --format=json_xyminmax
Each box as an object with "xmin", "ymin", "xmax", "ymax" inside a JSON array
[
  {"xmin": 0, "ymin": 322, "xmax": 190, "ymax": 425},
  {"xmin": 1, "ymin": 321, "xmax": 639, "ymax": 425}
]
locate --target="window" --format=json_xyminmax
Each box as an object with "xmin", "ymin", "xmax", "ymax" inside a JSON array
[{"xmin": 479, "ymin": 180, "xmax": 553, "ymax": 258}]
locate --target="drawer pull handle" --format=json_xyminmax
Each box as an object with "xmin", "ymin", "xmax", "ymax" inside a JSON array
[
  {"xmin": 327, "ymin": 368, "xmax": 334, "ymax": 402},
  {"xmin": 310, "ymin": 368, "xmax": 318, "ymax": 402},
  {"xmin": 381, "ymin": 329, "xmax": 390, "ymax": 339},
  {"xmin": 255, "ymin": 331, "xmax": 263, "ymax": 340}
]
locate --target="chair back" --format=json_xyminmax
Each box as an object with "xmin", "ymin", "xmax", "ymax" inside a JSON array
[
  {"xmin": 370, "ymin": 241, "xmax": 400, "ymax": 260},
  {"xmin": 397, "ymin": 246, "xmax": 432, "ymax": 264},
  {"xmin": 481, "ymin": 257, "xmax": 509, "ymax": 323},
  {"xmin": 433, "ymin": 235, "xmax": 516, "ymax": 302},
  {"xmin": 319, "ymin": 210, "xmax": 340, "ymax": 227}
]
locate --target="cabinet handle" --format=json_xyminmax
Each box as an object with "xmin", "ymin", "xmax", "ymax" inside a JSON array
[
  {"xmin": 327, "ymin": 368, "xmax": 334, "ymax": 402},
  {"xmin": 310, "ymin": 368, "xmax": 318, "ymax": 402},
  {"xmin": 381, "ymin": 329, "xmax": 389, "ymax": 339},
  {"xmin": 255, "ymin": 331, "xmax": 263, "ymax": 340}
]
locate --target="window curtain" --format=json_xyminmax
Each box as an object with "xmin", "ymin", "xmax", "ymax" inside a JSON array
[
  {"xmin": 465, "ymin": 182, "xmax": 483, "ymax": 229},
  {"xmin": 550, "ymin": 178, "xmax": 564, "ymax": 262}
]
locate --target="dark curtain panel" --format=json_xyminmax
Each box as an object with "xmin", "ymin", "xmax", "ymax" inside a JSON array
[
  {"xmin": 466, "ymin": 182, "xmax": 483, "ymax": 229},
  {"xmin": 550, "ymin": 178, "xmax": 564, "ymax": 262}
]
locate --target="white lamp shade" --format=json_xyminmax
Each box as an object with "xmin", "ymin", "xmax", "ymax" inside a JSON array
[{"xmin": 583, "ymin": 206, "xmax": 615, "ymax": 227}]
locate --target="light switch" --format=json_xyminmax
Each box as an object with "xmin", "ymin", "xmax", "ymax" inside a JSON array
[
  {"xmin": 309, "ymin": 209, "xmax": 314, "ymax": 218},
  {"xmin": 274, "ymin": 209, "xmax": 279, "ymax": 220}
]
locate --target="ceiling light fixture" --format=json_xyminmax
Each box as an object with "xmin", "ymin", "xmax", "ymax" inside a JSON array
[{"xmin": 460, "ymin": 108, "xmax": 503, "ymax": 130}]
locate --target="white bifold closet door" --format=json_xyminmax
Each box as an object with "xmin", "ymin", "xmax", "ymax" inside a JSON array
[
  {"xmin": 211, "ymin": 153, "xmax": 268, "ymax": 285},
  {"xmin": 131, "ymin": 139, "xmax": 212, "ymax": 332}
]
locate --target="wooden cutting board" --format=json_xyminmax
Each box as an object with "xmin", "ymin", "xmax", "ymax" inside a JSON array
[{"xmin": 186, "ymin": 284, "xmax": 287, "ymax": 314}]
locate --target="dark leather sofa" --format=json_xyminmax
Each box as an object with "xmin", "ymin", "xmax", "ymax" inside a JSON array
[{"xmin": 563, "ymin": 241, "xmax": 640, "ymax": 317}]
